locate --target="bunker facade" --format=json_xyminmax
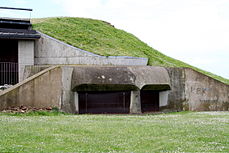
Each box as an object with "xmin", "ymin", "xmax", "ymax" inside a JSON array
[{"xmin": 0, "ymin": 16, "xmax": 228, "ymax": 113}]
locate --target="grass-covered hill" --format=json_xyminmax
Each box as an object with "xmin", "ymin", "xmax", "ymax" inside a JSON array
[{"xmin": 32, "ymin": 17, "xmax": 229, "ymax": 84}]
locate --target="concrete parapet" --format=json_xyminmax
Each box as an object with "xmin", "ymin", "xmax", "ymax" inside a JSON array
[{"xmin": 0, "ymin": 66, "xmax": 62, "ymax": 110}]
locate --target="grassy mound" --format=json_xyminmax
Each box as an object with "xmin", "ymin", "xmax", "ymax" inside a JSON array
[{"xmin": 32, "ymin": 17, "xmax": 229, "ymax": 84}]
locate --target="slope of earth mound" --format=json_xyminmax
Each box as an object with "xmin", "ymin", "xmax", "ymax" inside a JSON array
[{"xmin": 32, "ymin": 17, "xmax": 229, "ymax": 84}]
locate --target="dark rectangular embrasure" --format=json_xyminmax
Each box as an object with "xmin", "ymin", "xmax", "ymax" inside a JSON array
[
  {"xmin": 79, "ymin": 91, "xmax": 130, "ymax": 114},
  {"xmin": 141, "ymin": 90, "xmax": 159, "ymax": 112}
]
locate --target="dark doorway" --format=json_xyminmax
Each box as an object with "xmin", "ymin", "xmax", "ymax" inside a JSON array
[
  {"xmin": 141, "ymin": 90, "xmax": 159, "ymax": 112},
  {"xmin": 0, "ymin": 39, "xmax": 18, "ymax": 85},
  {"xmin": 79, "ymin": 91, "xmax": 131, "ymax": 114}
]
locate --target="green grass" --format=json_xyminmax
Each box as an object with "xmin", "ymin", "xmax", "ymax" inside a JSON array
[
  {"xmin": 32, "ymin": 17, "xmax": 229, "ymax": 84},
  {"xmin": 0, "ymin": 111, "xmax": 228, "ymax": 152},
  {"xmin": 1, "ymin": 110, "xmax": 67, "ymax": 116}
]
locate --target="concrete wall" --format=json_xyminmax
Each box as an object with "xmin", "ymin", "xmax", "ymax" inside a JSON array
[
  {"xmin": 165, "ymin": 68, "xmax": 186, "ymax": 111},
  {"xmin": 1, "ymin": 65, "xmax": 228, "ymax": 113},
  {"xmin": 165, "ymin": 67, "xmax": 229, "ymax": 111},
  {"xmin": 18, "ymin": 40, "xmax": 35, "ymax": 82},
  {"xmin": 0, "ymin": 66, "xmax": 63, "ymax": 110},
  {"xmin": 23, "ymin": 65, "xmax": 51, "ymax": 79},
  {"xmin": 34, "ymin": 33, "xmax": 148, "ymax": 66},
  {"xmin": 21, "ymin": 65, "xmax": 171, "ymax": 114},
  {"xmin": 185, "ymin": 68, "xmax": 229, "ymax": 111}
]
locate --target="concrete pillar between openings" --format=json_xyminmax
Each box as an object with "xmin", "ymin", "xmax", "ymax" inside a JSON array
[
  {"xmin": 61, "ymin": 67, "xmax": 74, "ymax": 113},
  {"xmin": 130, "ymin": 90, "xmax": 141, "ymax": 114},
  {"xmin": 74, "ymin": 92, "xmax": 79, "ymax": 114}
]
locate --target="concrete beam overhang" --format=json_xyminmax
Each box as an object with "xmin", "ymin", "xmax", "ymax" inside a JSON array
[{"xmin": 71, "ymin": 66, "xmax": 171, "ymax": 91}]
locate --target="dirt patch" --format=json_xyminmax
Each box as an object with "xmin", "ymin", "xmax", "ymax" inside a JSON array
[{"xmin": 1, "ymin": 106, "xmax": 53, "ymax": 113}]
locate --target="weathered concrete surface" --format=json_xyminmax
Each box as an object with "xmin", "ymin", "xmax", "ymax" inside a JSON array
[
  {"xmin": 18, "ymin": 40, "xmax": 35, "ymax": 81},
  {"xmin": 2, "ymin": 65, "xmax": 227, "ymax": 113},
  {"xmin": 165, "ymin": 67, "xmax": 229, "ymax": 111},
  {"xmin": 71, "ymin": 66, "xmax": 171, "ymax": 91},
  {"xmin": 185, "ymin": 68, "xmax": 229, "ymax": 111},
  {"xmin": 8, "ymin": 65, "xmax": 170, "ymax": 114},
  {"xmin": 23, "ymin": 65, "xmax": 51, "ymax": 79},
  {"xmin": 60, "ymin": 67, "xmax": 75, "ymax": 113},
  {"xmin": 70, "ymin": 66, "xmax": 171, "ymax": 114},
  {"xmin": 165, "ymin": 68, "xmax": 186, "ymax": 111},
  {"xmin": 130, "ymin": 90, "xmax": 141, "ymax": 114},
  {"xmin": 34, "ymin": 33, "xmax": 148, "ymax": 66},
  {"xmin": 0, "ymin": 66, "xmax": 62, "ymax": 110}
]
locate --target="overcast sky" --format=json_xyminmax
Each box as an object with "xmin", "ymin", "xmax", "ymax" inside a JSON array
[{"xmin": 1, "ymin": 0, "xmax": 229, "ymax": 79}]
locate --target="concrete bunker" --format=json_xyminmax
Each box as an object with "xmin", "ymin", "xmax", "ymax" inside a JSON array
[
  {"xmin": 0, "ymin": 11, "xmax": 228, "ymax": 113},
  {"xmin": 71, "ymin": 66, "xmax": 171, "ymax": 114}
]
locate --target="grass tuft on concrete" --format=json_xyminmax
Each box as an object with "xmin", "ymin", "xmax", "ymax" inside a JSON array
[
  {"xmin": 32, "ymin": 17, "xmax": 229, "ymax": 84},
  {"xmin": 0, "ymin": 111, "xmax": 228, "ymax": 152}
]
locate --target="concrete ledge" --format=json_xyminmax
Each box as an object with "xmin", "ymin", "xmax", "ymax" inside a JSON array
[{"xmin": 35, "ymin": 56, "xmax": 148, "ymax": 66}]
